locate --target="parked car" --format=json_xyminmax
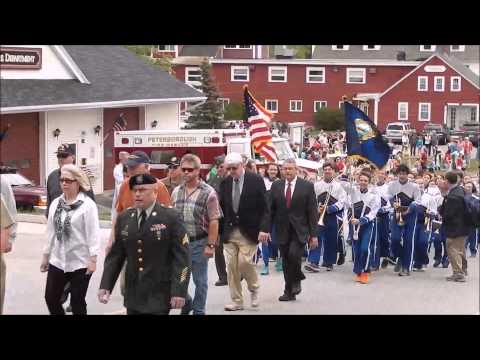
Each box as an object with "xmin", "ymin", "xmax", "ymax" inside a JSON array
[
  {"xmin": 0, "ymin": 168, "xmax": 47, "ymax": 213},
  {"xmin": 385, "ymin": 122, "xmax": 414, "ymax": 144},
  {"xmin": 421, "ymin": 123, "xmax": 448, "ymax": 145},
  {"xmin": 449, "ymin": 122, "xmax": 480, "ymax": 147}
]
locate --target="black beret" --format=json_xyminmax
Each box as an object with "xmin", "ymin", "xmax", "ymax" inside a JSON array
[{"xmin": 129, "ymin": 173, "xmax": 157, "ymax": 190}]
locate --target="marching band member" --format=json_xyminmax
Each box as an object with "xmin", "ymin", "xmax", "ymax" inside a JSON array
[
  {"xmin": 412, "ymin": 173, "xmax": 440, "ymax": 272},
  {"xmin": 304, "ymin": 162, "xmax": 347, "ymax": 272},
  {"xmin": 464, "ymin": 181, "xmax": 479, "ymax": 258},
  {"xmin": 349, "ymin": 170, "xmax": 380, "ymax": 284},
  {"xmin": 371, "ymin": 170, "xmax": 393, "ymax": 270},
  {"xmin": 431, "ymin": 175, "xmax": 449, "ymax": 268},
  {"xmin": 388, "ymin": 164, "xmax": 421, "ymax": 276}
]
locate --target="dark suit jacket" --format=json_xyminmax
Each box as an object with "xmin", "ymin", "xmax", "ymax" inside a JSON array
[
  {"xmin": 219, "ymin": 171, "xmax": 267, "ymax": 244},
  {"xmin": 439, "ymin": 185, "xmax": 472, "ymax": 238},
  {"xmin": 262, "ymin": 178, "xmax": 318, "ymax": 245},
  {"xmin": 100, "ymin": 203, "xmax": 191, "ymax": 313}
]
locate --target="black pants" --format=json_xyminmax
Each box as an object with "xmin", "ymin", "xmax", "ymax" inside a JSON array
[
  {"xmin": 278, "ymin": 227, "xmax": 306, "ymax": 294},
  {"xmin": 426, "ymin": 144, "xmax": 432, "ymax": 156},
  {"xmin": 45, "ymin": 264, "xmax": 92, "ymax": 315},
  {"xmin": 127, "ymin": 308, "xmax": 170, "ymax": 315},
  {"xmin": 410, "ymin": 144, "xmax": 416, "ymax": 156},
  {"xmin": 215, "ymin": 241, "xmax": 227, "ymax": 282}
]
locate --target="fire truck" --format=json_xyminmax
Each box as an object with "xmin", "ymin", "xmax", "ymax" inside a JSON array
[{"xmin": 113, "ymin": 128, "xmax": 321, "ymax": 179}]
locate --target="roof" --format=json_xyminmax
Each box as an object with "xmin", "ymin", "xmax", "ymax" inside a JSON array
[
  {"xmin": 1, "ymin": 45, "xmax": 205, "ymax": 112},
  {"xmin": 312, "ymin": 45, "xmax": 480, "ymax": 62},
  {"xmin": 179, "ymin": 45, "xmax": 220, "ymax": 57},
  {"xmin": 209, "ymin": 58, "xmax": 420, "ymax": 66}
]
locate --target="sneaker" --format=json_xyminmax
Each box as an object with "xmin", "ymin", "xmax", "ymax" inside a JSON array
[
  {"xmin": 336, "ymin": 253, "xmax": 346, "ymax": 266},
  {"xmin": 355, "ymin": 274, "xmax": 362, "ymax": 282},
  {"xmin": 469, "ymin": 252, "xmax": 477, "ymax": 258},
  {"xmin": 65, "ymin": 304, "xmax": 72, "ymax": 313},
  {"xmin": 304, "ymin": 262, "xmax": 320, "ymax": 273},
  {"xmin": 412, "ymin": 266, "xmax": 425, "ymax": 272},
  {"xmin": 260, "ymin": 265, "xmax": 269, "ymax": 275},
  {"xmin": 446, "ymin": 274, "xmax": 466, "ymax": 282},
  {"xmin": 325, "ymin": 265, "xmax": 333, "ymax": 272},
  {"xmin": 381, "ymin": 258, "xmax": 389, "ymax": 269},
  {"xmin": 251, "ymin": 291, "xmax": 259, "ymax": 308},
  {"xmin": 215, "ymin": 279, "xmax": 228, "ymax": 286},
  {"xmin": 433, "ymin": 259, "xmax": 441, "ymax": 268},
  {"xmin": 224, "ymin": 303, "xmax": 244, "ymax": 311},
  {"xmin": 442, "ymin": 260, "xmax": 449, "ymax": 268},
  {"xmin": 394, "ymin": 260, "xmax": 402, "ymax": 273},
  {"xmin": 398, "ymin": 270, "xmax": 409, "ymax": 276},
  {"xmin": 359, "ymin": 273, "xmax": 369, "ymax": 284}
]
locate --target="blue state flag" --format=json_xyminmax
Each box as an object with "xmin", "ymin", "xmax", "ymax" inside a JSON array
[{"xmin": 344, "ymin": 102, "xmax": 391, "ymax": 169}]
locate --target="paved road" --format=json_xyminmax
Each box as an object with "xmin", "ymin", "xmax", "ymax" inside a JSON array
[{"xmin": 3, "ymin": 222, "xmax": 478, "ymax": 315}]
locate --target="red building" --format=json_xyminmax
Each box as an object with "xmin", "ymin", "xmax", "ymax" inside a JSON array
[{"xmin": 169, "ymin": 45, "xmax": 479, "ymax": 132}]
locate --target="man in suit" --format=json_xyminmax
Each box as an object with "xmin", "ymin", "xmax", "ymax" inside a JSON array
[
  {"xmin": 98, "ymin": 174, "xmax": 191, "ymax": 314},
  {"xmin": 219, "ymin": 152, "xmax": 267, "ymax": 311},
  {"xmin": 260, "ymin": 158, "xmax": 318, "ymax": 301},
  {"xmin": 439, "ymin": 171, "xmax": 473, "ymax": 282}
]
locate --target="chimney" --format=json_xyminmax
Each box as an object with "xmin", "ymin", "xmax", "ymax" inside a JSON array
[{"xmin": 396, "ymin": 51, "xmax": 406, "ymax": 61}]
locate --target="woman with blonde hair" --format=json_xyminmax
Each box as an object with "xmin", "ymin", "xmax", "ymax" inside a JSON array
[{"xmin": 41, "ymin": 164, "xmax": 100, "ymax": 315}]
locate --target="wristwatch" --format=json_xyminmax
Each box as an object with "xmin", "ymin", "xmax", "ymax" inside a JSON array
[{"xmin": 207, "ymin": 243, "xmax": 216, "ymax": 249}]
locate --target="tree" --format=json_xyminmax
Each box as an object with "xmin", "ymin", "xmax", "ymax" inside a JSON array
[
  {"xmin": 223, "ymin": 101, "xmax": 246, "ymax": 121},
  {"xmin": 184, "ymin": 59, "xmax": 225, "ymax": 129},
  {"xmin": 314, "ymin": 108, "xmax": 345, "ymax": 131},
  {"xmin": 124, "ymin": 45, "xmax": 174, "ymax": 74}
]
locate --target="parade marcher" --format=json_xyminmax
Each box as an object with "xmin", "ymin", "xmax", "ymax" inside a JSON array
[
  {"xmin": 219, "ymin": 153, "xmax": 267, "ymax": 311},
  {"xmin": 98, "ymin": 173, "xmax": 191, "ymax": 314},
  {"xmin": 431, "ymin": 175, "xmax": 449, "ymax": 268},
  {"xmin": 260, "ymin": 159, "xmax": 318, "ymax": 301},
  {"xmin": 261, "ymin": 163, "xmax": 282, "ymax": 275},
  {"xmin": 171, "ymin": 154, "xmax": 222, "ymax": 315},
  {"xmin": 388, "ymin": 164, "xmax": 422, "ymax": 276},
  {"xmin": 424, "ymin": 133, "xmax": 432, "ymax": 156},
  {"xmin": 464, "ymin": 181, "xmax": 478, "ymax": 258},
  {"xmin": 439, "ymin": 171, "xmax": 473, "ymax": 282},
  {"xmin": 160, "ymin": 156, "xmax": 182, "ymax": 195},
  {"xmin": 207, "ymin": 155, "xmax": 228, "ymax": 286},
  {"xmin": 349, "ymin": 170, "xmax": 380, "ymax": 284},
  {"xmin": 371, "ymin": 170, "xmax": 393, "ymax": 270},
  {"xmin": 1, "ymin": 195, "xmax": 15, "ymax": 315},
  {"xmin": 409, "ymin": 132, "xmax": 418, "ymax": 157},
  {"xmin": 305, "ymin": 162, "xmax": 346, "ymax": 272},
  {"xmin": 41, "ymin": 165, "xmax": 100, "ymax": 315},
  {"xmin": 112, "ymin": 151, "xmax": 129, "ymax": 219}
]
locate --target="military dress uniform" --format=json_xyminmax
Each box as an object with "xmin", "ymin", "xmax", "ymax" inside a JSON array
[
  {"xmin": 388, "ymin": 180, "xmax": 421, "ymax": 275},
  {"xmin": 100, "ymin": 203, "xmax": 191, "ymax": 315}
]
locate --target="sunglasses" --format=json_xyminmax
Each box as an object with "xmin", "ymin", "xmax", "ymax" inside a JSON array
[
  {"xmin": 226, "ymin": 166, "xmax": 238, "ymax": 171},
  {"xmin": 181, "ymin": 167, "xmax": 196, "ymax": 173},
  {"xmin": 60, "ymin": 178, "xmax": 77, "ymax": 184}
]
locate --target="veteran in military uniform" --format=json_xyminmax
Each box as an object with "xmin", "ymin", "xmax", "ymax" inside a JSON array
[{"xmin": 98, "ymin": 174, "xmax": 191, "ymax": 315}]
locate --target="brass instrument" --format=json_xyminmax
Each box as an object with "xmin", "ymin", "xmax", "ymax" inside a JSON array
[
  {"xmin": 318, "ymin": 183, "xmax": 332, "ymax": 226},
  {"xmin": 394, "ymin": 195, "xmax": 406, "ymax": 226},
  {"xmin": 352, "ymin": 202, "xmax": 366, "ymax": 241}
]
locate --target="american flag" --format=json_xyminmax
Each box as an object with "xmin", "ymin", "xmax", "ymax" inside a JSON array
[
  {"xmin": 243, "ymin": 86, "xmax": 277, "ymax": 162},
  {"xmin": 113, "ymin": 113, "xmax": 127, "ymax": 132}
]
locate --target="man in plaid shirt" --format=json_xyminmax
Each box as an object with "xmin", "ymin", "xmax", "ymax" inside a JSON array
[{"xmin": 171, "ymin": 154, "xmax": 222, "ymax": 315}]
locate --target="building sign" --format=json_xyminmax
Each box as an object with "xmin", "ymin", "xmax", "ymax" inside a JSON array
[
  {"xmin": 0, "ymin": 47, "xmax": 42, "ymax": 69},
  {"xmin": 424, "ymin": 65, "xmax": 446, "ymax": 73}
]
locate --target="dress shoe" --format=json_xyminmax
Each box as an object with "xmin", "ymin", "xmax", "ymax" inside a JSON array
[
  {"xmin": 336, "ymin": 253, "xmax": 346, "ymax": 266},
  {"xmin": 260, "ymin": 265, "xmax": 269, "ymax": 275},
  {"xmin": 412, "ymin": 266, "xmax": 425, "ymax": 272},
  {"xmin": 224, "ymin": 303, "xmax": 244, "ymax": 311},
  {"xmin": 215, "ymin": 279, "xmax": 228, "ymax": 286},
  {"xmin": 442, "ymin": 260, "xmax": 449, "ymax": 268},
  {"xmin": 381, "ymin": 258, "xmax": 389, "ymax": 269},
  {"xmin": 446, "ymin": 274, "xmax": 466, "ymax": 282},
  {"xmin": 325, "ymin": 265, "xmax": 333, "ymax": 271},
  {"xmin": 251, "ymin": 291, "xmax": 259, "ymax": 308},
  {"xmin": 398, "ymin": 270, "xmax": 410, "ymax": 276},
  {"xmin": 304, "ymin": 262, "xmax": 320, "ymax": 273},
  {"xmin": 359, "ymin": 273, "xmax": 369, "ymax": 284},
  {"xmin": 433, "ymin": 259, "xmax": 441, "ymax": 268},
  {"xmin": 394, "ymin": 260, "xmax": 402, "ymax": 273},
  {"xmin": 278, "ymin": 293, "xmax": 296, "ymax": 301},
  {"xmin": 291, "ymin": 283, "xmax": 302, "ymax": 296}
]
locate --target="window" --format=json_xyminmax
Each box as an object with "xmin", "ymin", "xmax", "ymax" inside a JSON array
[
  {"xmin": 398, "ymin": 102, "xmax": 408, "ymax": 121},
  {"xmin": 231, "ymin": 66, "xmax": 249, "ymax": 81},
  {"xmin": 420, "ymin": 45, "xmax": 436, "ymax": 52},
  {"xmin": 363, "ymin": 45, "xmax": 381, "ymax": 51},
  {"xmin": 450, "ymin": 76, "xmax": 461, "ymax": 91},
  {"xmin": 224, "ymin": 45, "xmax": 252, "ymax": 49},
  {"xmin": 450, "ymin": 107, "xmax": 456, "ymax": 123},
  {"xmin": 218, "ymin": 98, "xmax": 230, "ymax": 112},
  {"xmin": 185, "ymin": 67, "xmax": 202, "ymax": 90},
  {"xmin": 419, "ymin": 103, "xmax": 431, "ymax": 121},
  {"xmin": 332, "ymin": 45, "xmax": 349, "ymax": 50},
  {"xmin": 268, "ymin": 66, "xmax": 287, "ymax": 82},
  {"xmin": 471, "ymin": 107, "xmax": 477, "ymax": 122},
  {"xmin": 314, "ymin": 101, "xmax": 327, "ymax": 112},
  {"xmin": 306, "ymin": 67, "xmax": 325, "ymax": 83},
  {"xmin": 434, "ymin": 76, "xmax": 444, "ymax": 91},
  {"xmin": 157, "ymin": 45, "xmax": 176, "ymax": 51},
  {"xmin": 289, "ymin": 100, "xmax": 303, "ymax": 112},
  {"xmin": 450, "ymin": 45, "xmax": 465, "ymax": 52},
  {"xmin": 346, "ymin": 68, "xmax": 366, "ymax": 84},
  {"xmin": 265, "ymin": 99, "xmax": 278, "ymax": 113},
  {"xmin": 417, "ymin": 76, "xmax": 428, "ymax": 91}
]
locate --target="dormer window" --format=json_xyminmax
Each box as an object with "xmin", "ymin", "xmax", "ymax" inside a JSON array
[
  {"xmin": 332, "ymin": 45, "xmax": 349, "ymax": 51},
  {"xmin": 363, "ymin": 45, "xmax": 381, "ymax": 50},
  {"xmin": 420, "ymin": 45, "xmax": 436, "ymax": 52}
]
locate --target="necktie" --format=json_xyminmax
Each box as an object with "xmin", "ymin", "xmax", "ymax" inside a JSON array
[
  {"xmin": 139, "ymin": 210, "xmax": 147, "ymax": 229},
  {"xmin": 233, "ymin": 179, "xmax": 240, "ymax": 213},
  {"xmin": 286, "ymin": 182, "xmax": 292, "ymax": 208}
]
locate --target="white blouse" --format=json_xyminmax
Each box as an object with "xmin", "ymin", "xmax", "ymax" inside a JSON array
[{"xmin": 43, "ymin": 192, "xmax": 101, "ymax": 272}]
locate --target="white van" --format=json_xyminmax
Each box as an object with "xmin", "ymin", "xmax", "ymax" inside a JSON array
[{"xmin": 385, "ymin": 122, "xmax": 414, "ymax": 143}]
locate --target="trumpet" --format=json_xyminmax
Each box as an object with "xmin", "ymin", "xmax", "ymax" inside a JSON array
[
  {"xmin": 394, "ymin": 196, "xmax": 406, "ymax": 226},
  {"xmin": 318, "ymin": 190, "xmax": 331, "ymax": 226},
  {"xmin": 352, "ymin": 203, "xmax": 367, "ymax": 241}
]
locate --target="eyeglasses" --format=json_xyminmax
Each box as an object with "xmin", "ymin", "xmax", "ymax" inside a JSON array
[
  {"xmin": 226, "ymin": 166, "xmax": 238, "ymax": 171},
  {"xmin": 60, "ymin": 178, "xmax": 77, "ymax": 184},
  {"xmin": 181, "ymin": 167, "xmax": 196, "ymax": 173}
]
